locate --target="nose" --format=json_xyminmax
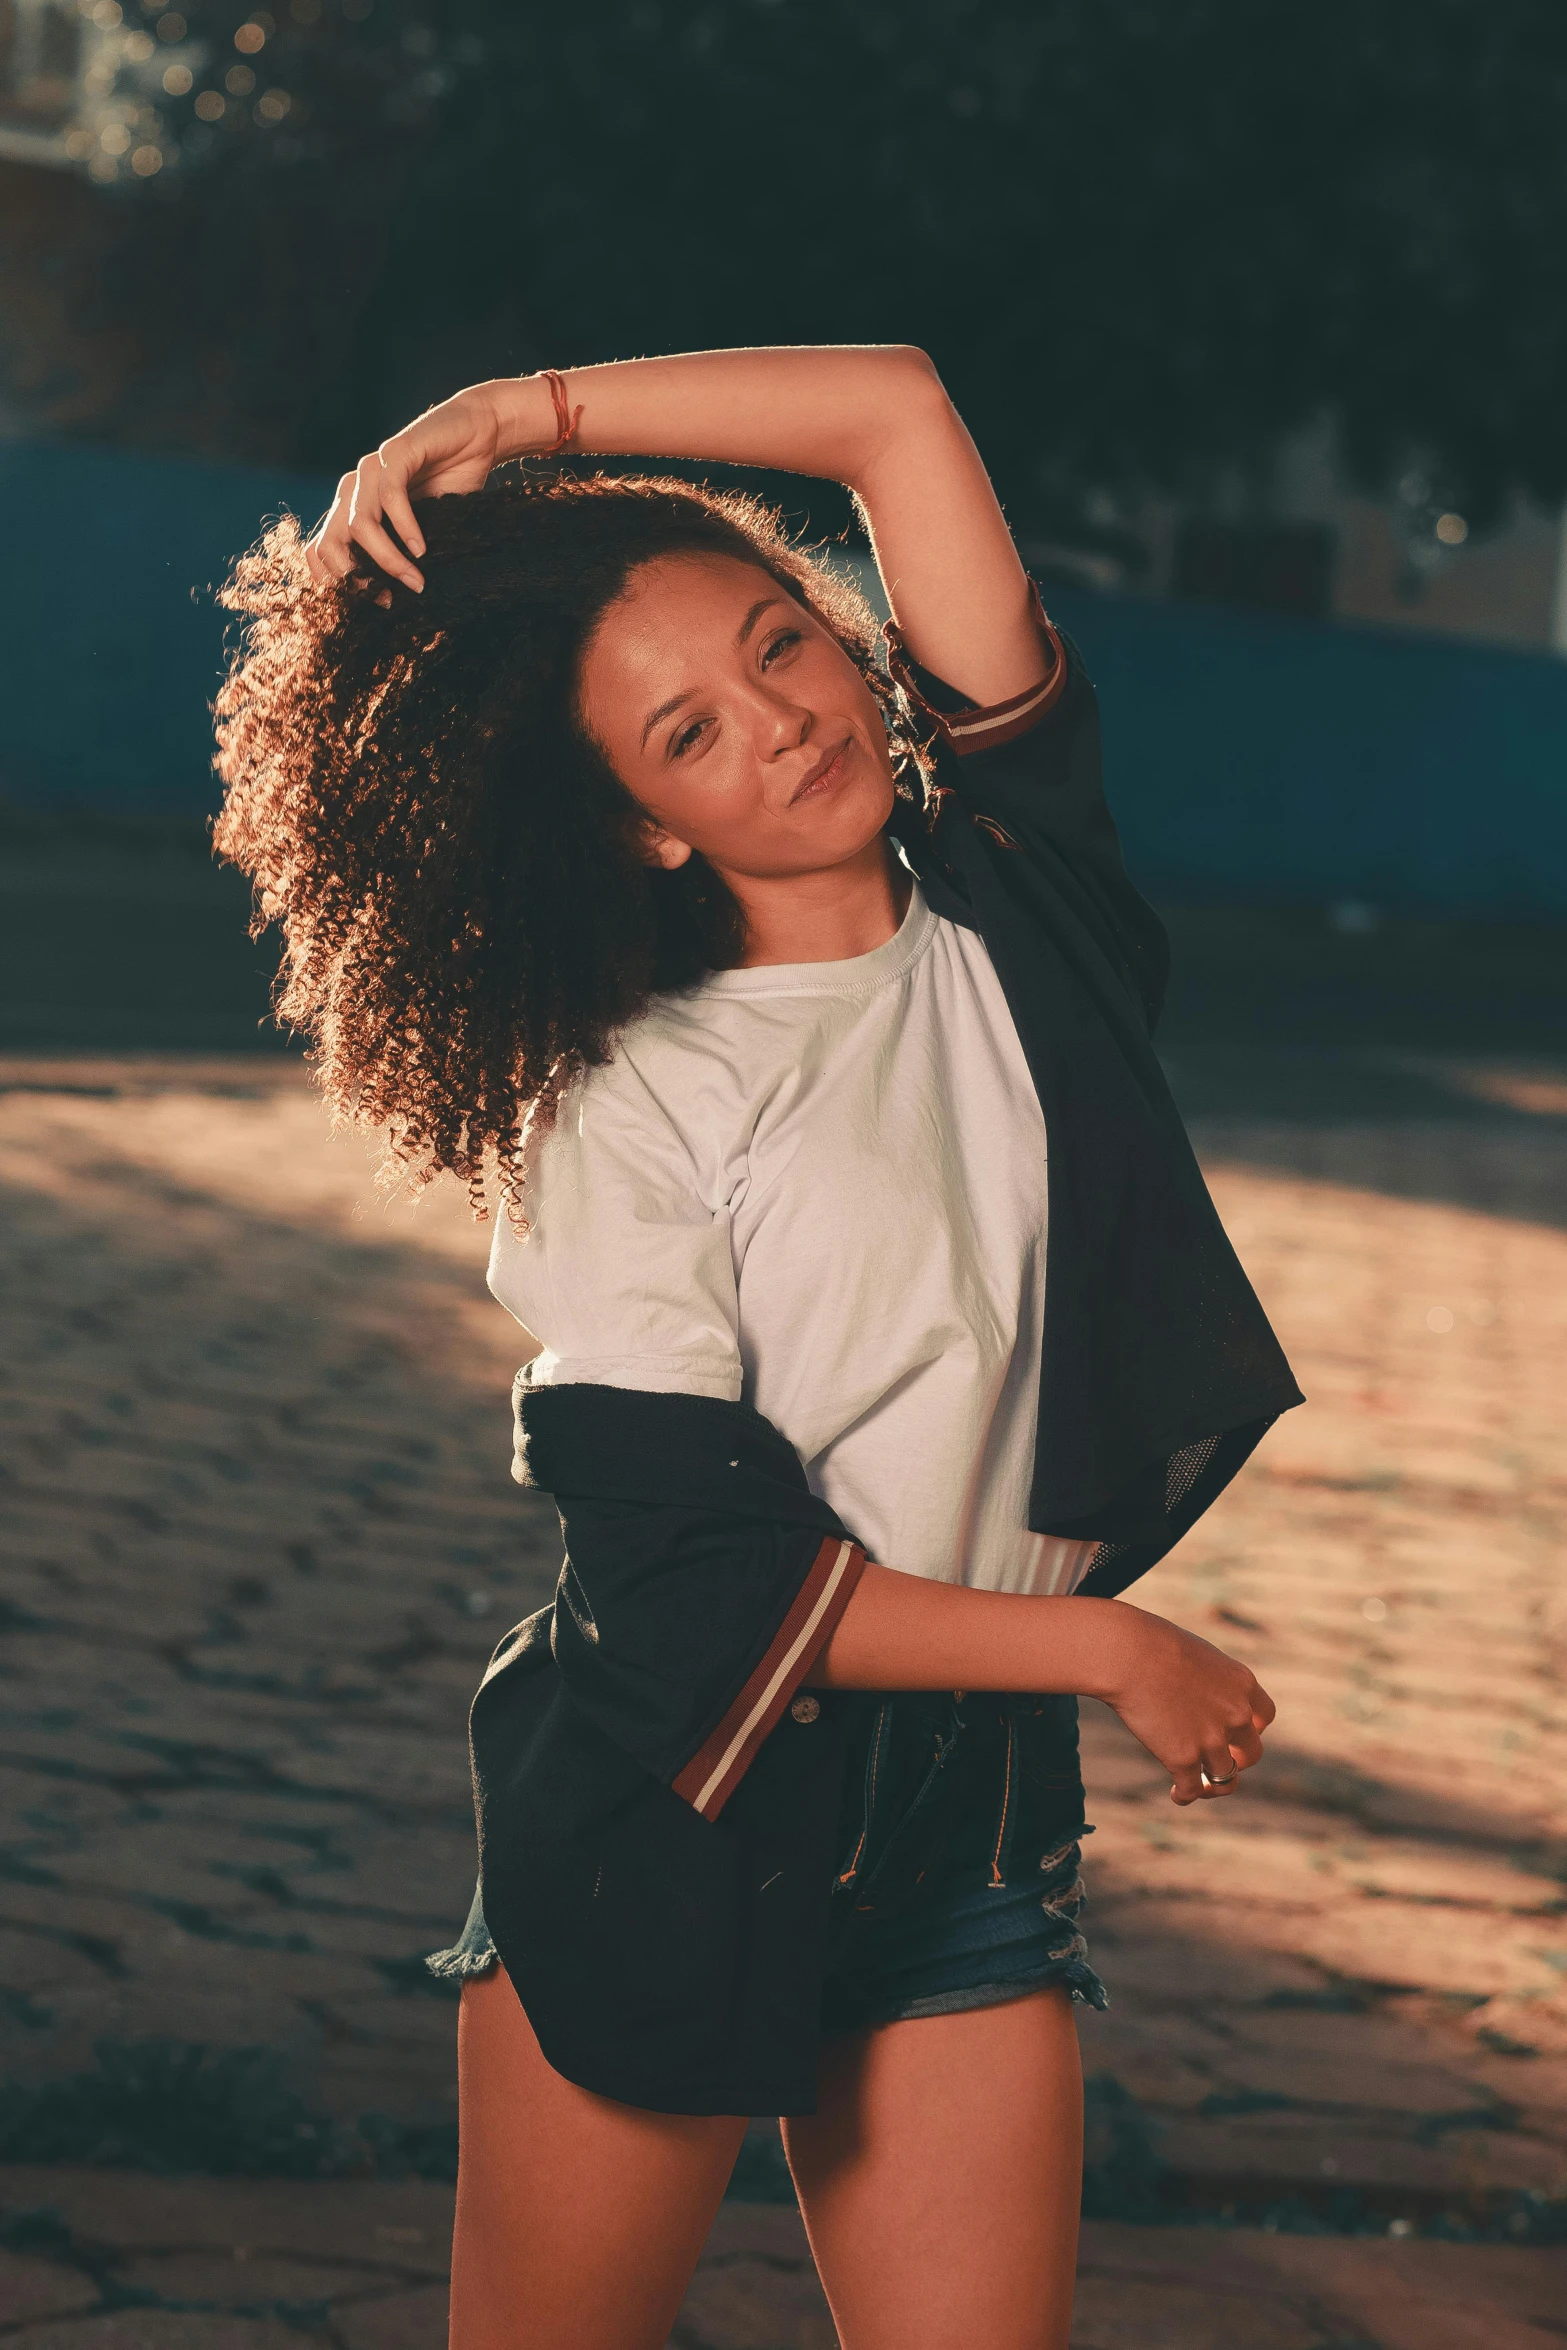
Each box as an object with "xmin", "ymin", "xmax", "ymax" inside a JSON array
[{"xmin": 745, "ymin": 671, "xmax": 812, "ymax": 759}]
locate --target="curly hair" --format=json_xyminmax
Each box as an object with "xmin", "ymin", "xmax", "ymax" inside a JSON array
[{"xmin": 212, "ymin": 468, "xmax": 928, "ymax": 1221}]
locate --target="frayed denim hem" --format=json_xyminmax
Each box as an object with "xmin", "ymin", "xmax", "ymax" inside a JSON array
[
  {"xmin": 898, "ymin": 1950, "xmax": 1111, "ymax": 2019},
  {"xmin": 426, "ymin": 1880, "xmax": 499, "ymax": 1983},
  {"xmin": 825, "ymin": 1949, "xmax": 1109, "ymax": 2037}
]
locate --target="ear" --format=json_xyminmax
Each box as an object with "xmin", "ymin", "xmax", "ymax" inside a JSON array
[{"xmin": 638, "ymin": 821, "xmax": 694, "ymax": 873}]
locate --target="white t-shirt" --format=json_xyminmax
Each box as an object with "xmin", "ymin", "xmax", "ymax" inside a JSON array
[{"xmin": 488, "ymin": 882, "xmax": 1095, "ymax": 1599}]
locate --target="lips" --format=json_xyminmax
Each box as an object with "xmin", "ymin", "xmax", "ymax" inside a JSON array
[{"xmin": 789, "ymin": 738, "xmax": 852, "ymax": 805}]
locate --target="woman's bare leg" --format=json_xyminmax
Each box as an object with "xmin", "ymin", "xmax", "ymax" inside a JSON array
[
  {"xmin": 782, "ymin": 1986, "xmax": 1083, "ymax": 2350},
  {"xmin": 450, "ymin": 1968, "xmax": 747, "ymax": 2350}
]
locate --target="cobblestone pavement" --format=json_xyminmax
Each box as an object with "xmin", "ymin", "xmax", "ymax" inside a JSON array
[
  {"xmin": 1, "ymin": 1051, "xmax": 1564, "ymax": 2346},
  {"xmin": 1082, "ymin": 1109, "xmax": 1567, "ymax": 2213},
  {"xmin": 2, "ymin": 2174, "xmax": 1565, "ymax": 2347}
]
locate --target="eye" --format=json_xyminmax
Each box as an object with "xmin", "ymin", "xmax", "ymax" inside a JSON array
[
  {"xmin": 669, "ymin": 716, "xmax": 711, "ymax": 760},
  {"xmin": 761, "ymin": 627, "xmax": 804, "ymax": 668}
]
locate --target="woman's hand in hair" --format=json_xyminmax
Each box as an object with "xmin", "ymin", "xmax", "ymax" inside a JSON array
[
  {"xmin": 303, "ymin": 346, "xmax": 1045, "ymax": 704},
  {"xmin": 1094, "ymin": 1606, "xmax": 1275, "ymax": 1806},
  {"xmin": 305, "ymin": 376, "xmax": 552, "ymax": 594}
]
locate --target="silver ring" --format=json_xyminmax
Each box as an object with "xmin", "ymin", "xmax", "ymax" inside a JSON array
[{"xmin": 1203, "ymin": 1764, "xmax": 1239, "ymax": 1787}]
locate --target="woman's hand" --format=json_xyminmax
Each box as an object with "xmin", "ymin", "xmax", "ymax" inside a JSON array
[
  {"xmin": 1096, "ymin": 1607, "xmax": 1275, "ymax": 1806},
  {"xmin": 305, "ymin": 377, "xmax": 546, "ymax": 594}
]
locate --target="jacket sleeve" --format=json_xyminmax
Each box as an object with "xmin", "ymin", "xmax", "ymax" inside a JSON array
[
  {"xmin": 516, "ymin": 1383, "xmax": 868, "ymax": 1823},
  {"xmin": 886, "ymin": 583, "xmax": 1171, "ymax": 1033}
]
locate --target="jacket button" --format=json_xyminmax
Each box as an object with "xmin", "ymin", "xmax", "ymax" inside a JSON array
[{"xmin": 789, "ymin": 1694, "xmax": 821, "ymax": 1725}]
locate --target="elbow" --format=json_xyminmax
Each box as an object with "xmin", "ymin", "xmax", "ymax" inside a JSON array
[
  {"xmin": 881, "ymin": 345, "xmax": 949, "ymax": 409},
  {"xmin": 848, "ymin": 347, "xmax": 957, "ymax": 482}
]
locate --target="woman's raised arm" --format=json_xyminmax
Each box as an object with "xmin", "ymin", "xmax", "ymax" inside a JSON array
[{"xmin": 307, "ymin": 347, "xmax": 1046, "ymax": 708}]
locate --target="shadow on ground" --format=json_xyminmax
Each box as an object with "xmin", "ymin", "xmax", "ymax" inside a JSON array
[{"xmin": 0, "ymin": 818, "xmax": 1563, "ymax": 2337}]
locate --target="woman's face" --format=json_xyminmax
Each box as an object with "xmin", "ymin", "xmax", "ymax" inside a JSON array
[{"xmin": 577, "ymin": 552, "xmax": 896, "ymax": 882}]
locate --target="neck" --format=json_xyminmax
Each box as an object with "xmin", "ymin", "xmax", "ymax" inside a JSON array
[{"xmin": 720, "ymin": 834, "xmax": 912, "ymax": 968}]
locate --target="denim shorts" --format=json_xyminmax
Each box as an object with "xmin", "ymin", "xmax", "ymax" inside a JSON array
[
  {"xmin": 818, "ymin": 1688, "xmax": 1107, "ymax": 2035},
  {"xmin": 431, "ymin": 1688, "xmax": 1107, "ymax": 2035}
]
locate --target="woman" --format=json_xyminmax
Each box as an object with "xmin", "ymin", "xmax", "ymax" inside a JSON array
[{"xmin": 215, "ymin": 346, "xmax": 1301, "ymax": 2350}]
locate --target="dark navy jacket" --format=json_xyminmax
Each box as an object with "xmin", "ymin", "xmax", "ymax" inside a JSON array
[{"xmin": 467, "ymin": 607, "xmax": 1303, "ymax": 2116}]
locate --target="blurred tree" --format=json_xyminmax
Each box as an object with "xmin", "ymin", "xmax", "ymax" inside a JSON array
[
  {"xmin": 340, "ymin": 0, "xmax": 1567, "ymax": 529},
  {"xmin": 8, "ymin": 0, "xmax": 1566, "ymax": 526}
]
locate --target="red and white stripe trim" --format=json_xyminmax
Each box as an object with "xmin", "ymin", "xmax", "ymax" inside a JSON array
[
  {"xmin": 885, "ymin": 583, "xmax": 1069, "ymax": 758},
  {"xmin": 671, "ymin": 1537, "xmax": 867, "ymax": 1822}
]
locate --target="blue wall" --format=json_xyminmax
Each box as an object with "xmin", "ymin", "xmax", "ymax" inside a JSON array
[
  {"xmin": 1045, "ymin": 582, "xmax": 1567, "ymax": 914},
  {"xmin": 0, "ymin": 440, "xmax": 333, "ymax": 819},
  {"xmin": 3, "ymin": 439, "xmax": 1564, "ymax": 911}
]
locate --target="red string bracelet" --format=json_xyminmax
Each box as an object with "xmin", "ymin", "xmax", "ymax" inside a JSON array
[{"xmin": 540, "ymin": 367, "xmax": 583, "ymax": 455}]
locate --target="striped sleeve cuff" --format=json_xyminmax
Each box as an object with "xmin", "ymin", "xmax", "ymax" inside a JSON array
[
  {"xmin": 671, "ymin": 1537, "xmax": 868, "ymax": 1822},
  {"xmin": 884, "ymin": 579, "xmax": 1069, "ymax": 757}
]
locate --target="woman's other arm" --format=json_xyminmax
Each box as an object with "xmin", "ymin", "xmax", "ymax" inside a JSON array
[
  {"xmin": 809, "ymin": 1562, "xmax": 1275, "ymax": 1808},
  {"xmin": 306, "ymin": 347, "xmax": 1042, "ymax": 708}
]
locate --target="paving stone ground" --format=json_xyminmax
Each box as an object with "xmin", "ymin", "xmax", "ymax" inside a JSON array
[
  {"xmin": 3, "ymin": 2171, "xmax": 1566, "ymax": 2347},
  {"xmin": 0, "ymin": 855, "xmax": 1563, "ymax": 2345}
]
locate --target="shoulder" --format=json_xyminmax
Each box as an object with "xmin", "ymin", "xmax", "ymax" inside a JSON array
[
  {"xmin": 553, "ymin": 986, "xmax": 762, "ymax": 1182},
  {"xmin": 487, "ymin": 1002, "xmax": 746, "ymax": 1398},
  {"xmin": 527, "ymin": 1019, "xmax": 716, "ymax": 1213},
  {"xmin": 510, "ymin": 980, "xmax": 774, "ymax": 1248}
]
